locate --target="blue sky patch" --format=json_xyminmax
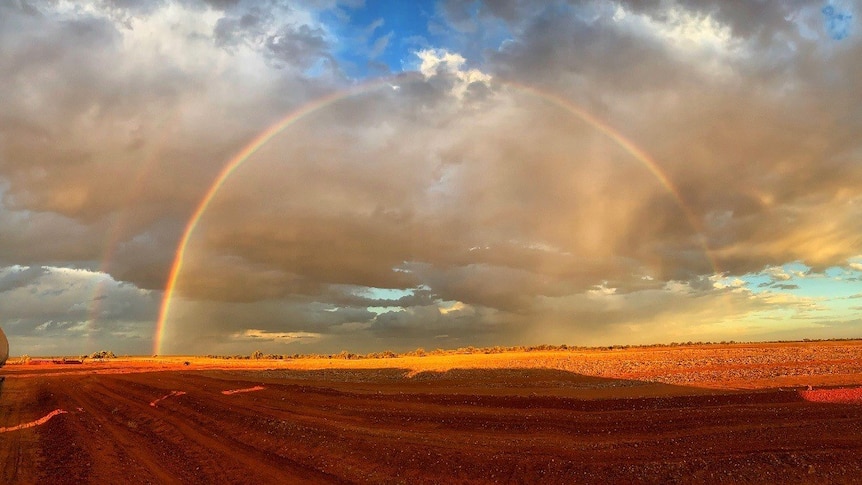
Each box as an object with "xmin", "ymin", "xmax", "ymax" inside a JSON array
[
  {"xmin": 822, "ymin": 4, "xmax": 853, "ymax": 40},
  {"xmin": 325, "ymin": 0, "xmax": 441, "ymax": 77}
]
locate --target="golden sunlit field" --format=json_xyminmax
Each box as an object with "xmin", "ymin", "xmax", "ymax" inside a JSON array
[{"xmin": 3, "ymin": 340, "xmax": 862, "ymax": 483}]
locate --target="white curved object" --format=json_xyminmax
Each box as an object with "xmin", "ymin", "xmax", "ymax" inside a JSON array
[{"xmin": 0, "ymin": 327, "xmax": 7, "ymax": 366}]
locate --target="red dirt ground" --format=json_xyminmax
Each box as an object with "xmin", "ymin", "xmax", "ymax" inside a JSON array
[{"xmin": 2, "ymin": 340, "xmax": 862, "ymax": 484}]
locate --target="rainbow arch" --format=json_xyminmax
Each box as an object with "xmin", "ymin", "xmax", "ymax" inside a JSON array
[{"xmin": 153, "ymin": 79, "xmax": 715, "ymax": 355}]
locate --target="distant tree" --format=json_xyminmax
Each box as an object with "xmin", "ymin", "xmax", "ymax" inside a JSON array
[{"xmin": 89, "ymin": 350, "xmax": 116, "ymax": 359}]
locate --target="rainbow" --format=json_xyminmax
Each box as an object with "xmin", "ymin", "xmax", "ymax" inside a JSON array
[
  {"xmin": 88, "ymin": 109, "xmax": 183, "ymax": 339},
  {"xmin": 507, "ymin": 82, "xmax": 708, "ymax": 236},
  {"xmin": 153, "ymin": 79, "xmax": 715, "ymax": 355},
  {"xmin": 508, "ymin": 82, "xmax": 717, "ymax": 274}
]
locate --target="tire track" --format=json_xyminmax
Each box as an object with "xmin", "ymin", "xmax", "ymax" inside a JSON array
[
  {"xmin": 149, "ymin": 390, "xmax": 187, "ymax": 407},
  {"xmin": 87, "ymin": 374, "xmax": 347, "ymax": 484},
  {"xmin": 221, "ymin": 385, "xmax": 265, "ymax": 395},
  {"xmin": 0, "ymin": 409, "xmax": 67, "ymax": 433}
]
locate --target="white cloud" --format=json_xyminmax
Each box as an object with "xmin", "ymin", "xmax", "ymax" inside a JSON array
[
  {"xmin": 416, "ymin": 48, "xmax": 492, "ymax": 98},
  {"xmin": 764, "ymin": 265, "xmax": 792, "ymax": 281},
  {"xmin": 608, "ymin": 3, "xmax": 744, "ymax": 81},
  {"xmin": 613, "ymin": 4, "xmax": 738, "ymax": 54},
  {"xmin": 234, "ymin": 329, "xmax": 323, "ymax": 342},
  {"xmin": 711, "ymin": 277, "xmax": 747, "ymax": 290},
  {"xmin": 587, "ymin": 283, "xmax": 618, "ymax": 298}
]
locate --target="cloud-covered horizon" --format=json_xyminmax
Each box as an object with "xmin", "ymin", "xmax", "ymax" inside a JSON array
[{"xmin": 1, "ymin": 0, "xmax": 860, "ymax": 355}]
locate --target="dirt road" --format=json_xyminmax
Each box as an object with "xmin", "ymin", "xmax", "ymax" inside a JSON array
[{"xmin": 2, "ymin": 361, "xmax": 862, "ymax": 484}]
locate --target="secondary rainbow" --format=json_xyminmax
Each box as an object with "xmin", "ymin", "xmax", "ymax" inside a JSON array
[
  {"xmin": 154, "ymin": 79, "xmax": 716, "ymax": 355},
  {"xmin": 88, "ymin": 109, "xmax": 184, "ymax": 338},
  {"xmin": 153, "ymin": 80, "xmax": 392, "ymax": 354}
]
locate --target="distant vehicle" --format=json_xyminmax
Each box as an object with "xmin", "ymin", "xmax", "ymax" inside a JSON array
[{"xmin": 0, "ymin": 326, "xmax": 7, "ymax": 367}]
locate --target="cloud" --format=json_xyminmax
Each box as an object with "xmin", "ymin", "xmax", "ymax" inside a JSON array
[
  {"xmin": 368, "ymin": 30, "xmax": 393, "ymax": 59},
  {"xmin": 0, "ymin": 265, "xmax": 158, "ymax": 355},
  {"xmin": 233, "ymin": 329, "xmax": 322, "ymax": 342},
  {"xmin": 764, "ymin": 266, "xmax": 792, "ymax": 281},
  {"xmin": 264, "ymin": 23, "xmax": 333, "ymax": 70},
  {"xmin": 416, "ymin": 48, "xmax": 492, "ymax": 98},
  {"xmin": 0, "ymin": 0, "xmax": 345, "ymax": 285},
  {"xmin": 0, "ymin": 265, "xmax": 49, "ymax": 293},
  {"xmin": 772, "ymin": 284, "xmax": 801, "ymax": 290}
]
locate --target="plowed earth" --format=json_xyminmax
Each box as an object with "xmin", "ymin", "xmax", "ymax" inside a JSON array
[{"xmin": 2, "ymin": 341, "xmax": 862, "ymax": 484}]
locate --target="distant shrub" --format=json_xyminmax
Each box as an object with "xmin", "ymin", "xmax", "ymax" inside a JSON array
[
  {"xmin": 405, "ymin": 347, "xmax": 426, "ymax": 357},
  {"xmin": 185, "ymin": 337, "xmax": 856, "ymax": 362},
  {"xmin": 333, "ymin": 350, "xmax": 358, "ymax": 359},
  {"xmin": 89, "ymin": 350, "xmax": 116, "ymax": 359}
]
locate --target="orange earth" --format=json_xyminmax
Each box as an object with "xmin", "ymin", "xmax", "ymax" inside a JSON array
[{"xmin": 2, "ymin": 340, "xmax": 862, "ymax": 484}]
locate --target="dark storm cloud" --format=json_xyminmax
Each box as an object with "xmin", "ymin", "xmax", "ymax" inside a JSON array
[
  {"xmin": 369, "ymin": 305, "xmax": 487, "ymax": 339},
  {"xmin": 172, "ymin": 77, "xmax": 694, "ymax": 296},
  {"xmin": 476, "ymin": 0, "xmax": 862, "ymax": 276},
  {"xmin": 207, "ymin": 0, "xmax": 343, "ymax": 73},
  {"xmin": 264, "ymin": 23, "xmax": 333, "ymax": 69},
  {"xmin": 0, "ymin": 265, "xmax": 48, "ymax": 293},
  {"xmin": 772, "ymin": 284, "xmax": 801, "ymax": 290},
  {"xmin": 214, "ymin": 13, "xmax": 262, "ymax": 47},
  {"xmin": 0, "ymin": 265, "xmax": 159, "ymax": 354},
  {"xmin": 0, "ymin": 0, "xmax": 344, "ymax": 286},
  {"xmin": 201, "ymin": 0, "xmax": 240, "ymax": 9}
]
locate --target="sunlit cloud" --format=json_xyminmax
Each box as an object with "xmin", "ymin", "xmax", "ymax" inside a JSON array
[{"xmin": 233, "ymin": 329, "xmax": 323, "ymax": 342}]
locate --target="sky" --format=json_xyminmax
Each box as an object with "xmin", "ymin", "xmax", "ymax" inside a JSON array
[{"xmin": 1, "ymin": 0, "xmax": 861, "ymax": 357}]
